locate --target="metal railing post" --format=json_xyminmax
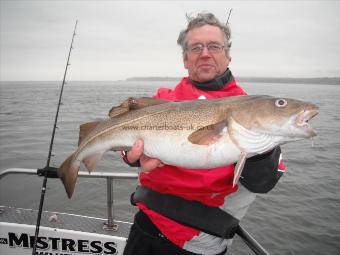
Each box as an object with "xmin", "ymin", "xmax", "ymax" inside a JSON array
[
  {"xmin": 103, "ymin": 176, "xmax": 118, "ymax": 231},
  {"xmin": 236, "ymin": 225, "xmax": 270, "ymax": 255}
]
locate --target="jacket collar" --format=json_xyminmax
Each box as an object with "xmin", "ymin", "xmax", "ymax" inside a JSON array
[{"xmin": 189, "ymin": 68, "xmax": 233, "ymax": 91}]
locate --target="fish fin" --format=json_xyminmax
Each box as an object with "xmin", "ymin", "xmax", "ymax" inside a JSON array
[
  {"xmin": 82, "ymin": 153, "xmax": 104, "ymax": 173},
  {"xmin": 78, "ymin": 121, "xmax": 101, "ymax": 146},
  {"xmin": 233, "ymin": 152, "xmax": 247, "ymax": 187},
  {"xmin": 188, "ymin": 121, "xmax": 227, "ymax": 145},
  {"xmin": 108, "ymin": 97, "xmax": 168, "ymax": 118},
  {"xmin": 108, "ymin": 104, "xmax": 130, "ymax": 118},
  {"xmin": 57, "ymin": 153, "xmax": 80, "ymax": 198}
]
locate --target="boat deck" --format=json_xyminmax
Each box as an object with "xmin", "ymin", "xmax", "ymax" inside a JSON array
[{"xmin": 0, "ymin": 205, "xmax": 132, "ymax": 238}]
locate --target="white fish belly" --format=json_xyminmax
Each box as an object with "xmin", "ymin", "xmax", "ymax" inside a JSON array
[
  {"xmin": 77, "ymin": 130, "xmax": 241, "ymax": 170},
  {"xmin": 142, "ymin": 132, "xmax": 241, "ymax": 169}
]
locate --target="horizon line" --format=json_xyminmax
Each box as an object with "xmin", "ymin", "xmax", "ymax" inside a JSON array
[{"xmin": 1, "ymin": 76, "xmax": 340, "ymax": 83}]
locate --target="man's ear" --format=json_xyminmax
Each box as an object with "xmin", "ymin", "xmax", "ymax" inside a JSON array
[
  {"xmin": 184, "ymin": 60, "xmax": 188, "ymax": 69},
  {"xmin": 183, "ymin": 56, "xmax": 189, "ymax": 70}
]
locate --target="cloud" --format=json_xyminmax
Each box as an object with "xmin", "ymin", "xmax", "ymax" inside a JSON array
[{"xmin": 1, "ymin": 1, "xmax": 339, "ymax": 80}]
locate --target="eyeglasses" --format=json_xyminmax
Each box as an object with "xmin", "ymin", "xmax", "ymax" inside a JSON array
[{"xmin": 185, "ymin": 43, "xmax": 225, "ymax": 54}]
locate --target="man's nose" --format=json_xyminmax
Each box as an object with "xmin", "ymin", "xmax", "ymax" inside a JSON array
[{"xmin": 200, "ymin": 46, "xmax": 211, "ymax": 57}]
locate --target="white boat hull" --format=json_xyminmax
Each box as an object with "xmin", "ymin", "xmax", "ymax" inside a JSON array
[{"xmin": 0, "ymin": 206, "xmax": 129, "ymax": 255}]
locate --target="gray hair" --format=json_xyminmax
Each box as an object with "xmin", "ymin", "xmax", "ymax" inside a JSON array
[{"xmin": 177, "ymin": 12, "xmax": 232, "ymax": 58}]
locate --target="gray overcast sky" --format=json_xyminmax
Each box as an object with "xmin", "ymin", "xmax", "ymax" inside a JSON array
[{"xmin": 1, "ymin": 0, "xmax": 339, "ymax": 81}]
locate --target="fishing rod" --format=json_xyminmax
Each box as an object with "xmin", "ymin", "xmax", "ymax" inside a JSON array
[
  {"xmin": 32, "ymin": 20, "xmax": 78, "ymax": 255},
  {"xmin": 226, "ymin": 8, "xmax": 233, "ymax": 24}
]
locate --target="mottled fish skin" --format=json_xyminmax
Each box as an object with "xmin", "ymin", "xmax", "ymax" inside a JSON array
[{"xmin": 57, "ymin": 95, "xmax": 318, "ymax": 198}]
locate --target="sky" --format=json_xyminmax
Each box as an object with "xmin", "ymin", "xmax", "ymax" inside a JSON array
[{"xmin": 1, "ymin": 0, "xmax": 339, "ymax": 81}]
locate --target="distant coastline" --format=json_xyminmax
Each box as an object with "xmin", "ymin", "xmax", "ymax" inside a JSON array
[
  {"xmin": 1, "ymin": 77, "xmax": 339, "ymax": 85},
  {"xmin": 126, "ymin": 76, "xmax": 340, "ymax": 85}
]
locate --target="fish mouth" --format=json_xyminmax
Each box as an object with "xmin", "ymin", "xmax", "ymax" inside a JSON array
[{"xmin": 295, "ymin": 107, "xmax": 319, "ymax": 137}]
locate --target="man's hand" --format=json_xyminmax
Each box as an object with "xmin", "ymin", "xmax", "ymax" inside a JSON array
[{"xmin": 127, "ymin": 139, "xmax": 164, "ymax": 172}]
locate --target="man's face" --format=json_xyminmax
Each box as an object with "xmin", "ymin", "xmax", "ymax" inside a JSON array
[{"xmin": 184, "ymin": 25, "xmax": 230, "ymax": 82}]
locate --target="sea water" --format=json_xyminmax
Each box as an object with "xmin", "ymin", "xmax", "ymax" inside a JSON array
[{"xmin": 0, "ymin": 80, "xmax": 339, "ymax": 254}]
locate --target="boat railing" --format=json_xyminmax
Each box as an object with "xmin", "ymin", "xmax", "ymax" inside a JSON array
[
  {"xmin": 0, "ymin": 167, "xmax": 269, "ymax": 255},
  {"xmin": 0, "ymin": 167, "xmax": 138, "ymax": 231}
]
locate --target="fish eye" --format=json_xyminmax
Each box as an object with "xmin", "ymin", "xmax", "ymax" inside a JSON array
[{"xmin": 275, "ymin": 99, "xmax": 288, "ymax": 107}]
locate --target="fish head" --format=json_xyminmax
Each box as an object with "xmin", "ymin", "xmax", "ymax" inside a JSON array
[{"xmin": 229, "ymin": 96, "xmax": 319, "ymax": 141}]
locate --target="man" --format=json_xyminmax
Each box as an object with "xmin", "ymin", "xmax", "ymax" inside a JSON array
[{"xmin": 122, "ymin": 12, "xmax": 285, "ymax": 255}]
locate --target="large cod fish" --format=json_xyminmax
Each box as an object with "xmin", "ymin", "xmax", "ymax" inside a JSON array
[{"xmin": 58, "ymin": 95, "xmax": 318, "ymax": 198}]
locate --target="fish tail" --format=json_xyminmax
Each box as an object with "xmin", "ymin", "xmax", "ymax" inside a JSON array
[{"xmin": 57, "ymin": 153, "xmax": 79, "ymax": 198}]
